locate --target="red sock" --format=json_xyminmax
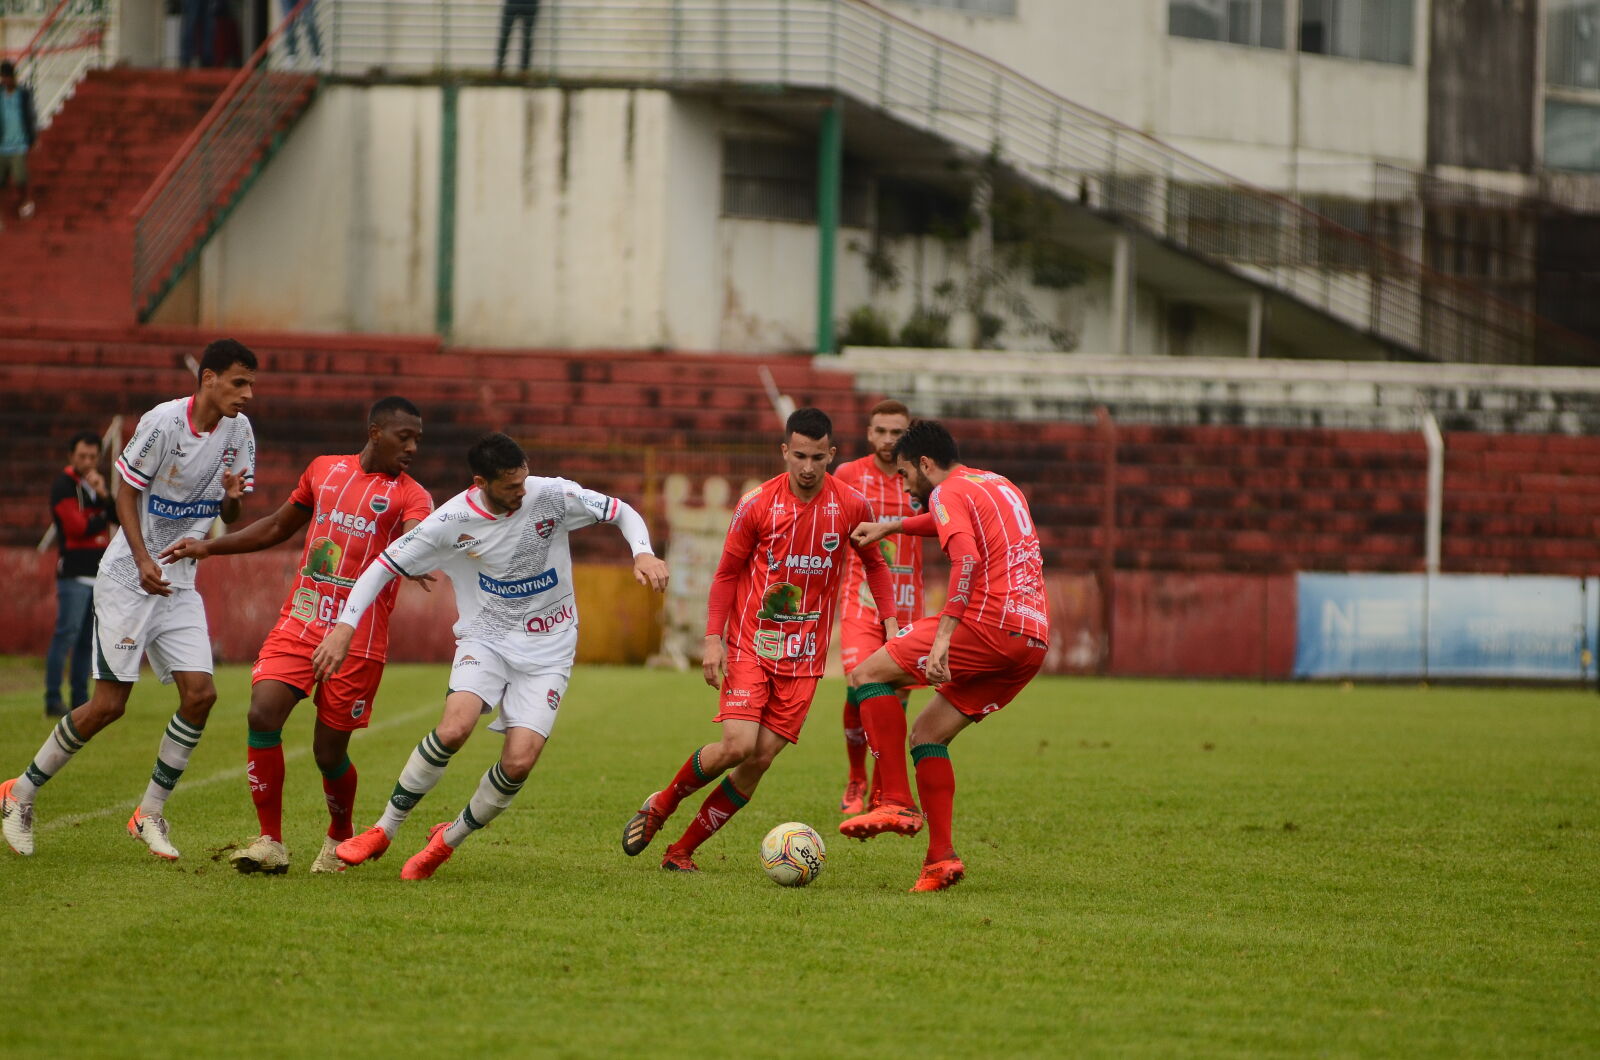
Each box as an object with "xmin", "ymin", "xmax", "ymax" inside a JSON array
[
  {"xmin": 246, "ymin": 741, "xmax": 285, "ymax": 843},
  {"xmin": 672, "ymin": 776, "xmax": 750, "ymax": 855},
  {"xmin": 658, "ymin": 745, "xmax": 722, "ymax": 817},
  {"xmin": 843, "ymin": 698, "xmax": 867, "ymax": 782},
  {"xmin": 857, "ymin": 683, "xmax": 914, "ymax": 807},
  {"xmin": 321, "ymin": 757, "xmax": 358, "ymax": 841},
  {"xmin": 912, "ymin": 744, "xmax": 956, "ymax": 863}
]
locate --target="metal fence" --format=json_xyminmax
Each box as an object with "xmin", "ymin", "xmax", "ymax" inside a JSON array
[
  {"xmin": 129, "ymin": 1, "xmax": 320, "ymax": 320},
  {"xmin": 128, "ymin": 0, "xmax": 1596, "ymax": 364},
  {"xmin": 15, "ymin": 0, "xmax": 110, "ymax": 130}
]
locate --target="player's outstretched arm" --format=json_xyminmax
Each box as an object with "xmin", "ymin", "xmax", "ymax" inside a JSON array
[
  {"xmin": 608, "ymin": 500, "xmax": 669, "ymax": 592},
  {"xmin": 311, "ymin": 557, "xmax": 401, "ymax": 679},
  {"xmin": 396, "ymin": 518, "xmax": 438, "ymax": 592},
  {"xmin": 161, "ymin": 500, "xmax": 311, "ymax": 565}
]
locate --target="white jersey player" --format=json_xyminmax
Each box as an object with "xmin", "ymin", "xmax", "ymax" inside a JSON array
[
  {"xmin": 2, "ymin": 340, "xmax": 259, "ymax": 861},
  {"xmin": 313, "ymin": 432, "xmax": 670, "ymax": 880}
]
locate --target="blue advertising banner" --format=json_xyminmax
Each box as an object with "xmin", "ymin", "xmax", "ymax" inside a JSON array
[{"xmin": 1295, "ymin": 573, "xmax": 1593, "ymax": 680}]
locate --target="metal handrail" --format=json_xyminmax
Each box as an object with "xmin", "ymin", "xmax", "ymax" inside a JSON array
[
  {"xmin": 130, "ymin": 0, "xmax": 322, "ymax": 319},
  {"xmin": 302, "ymin": 0, "xmax": 1591, "ymax": 364},
  {"xmin": 14, "ymin": 0, "xmax": 111, "ymax": 130}
]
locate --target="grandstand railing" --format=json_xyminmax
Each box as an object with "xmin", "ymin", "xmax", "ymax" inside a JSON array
[
  {"xmin": 129, "ymin": 0, "xmax": 321, "ymax": 321},
  {"xmin": 303, "ymin": 0, "xmax": 1591, "ymax": 365},
  {"xmin": 12, "ymin": 0, "xmax": 112, "ymax": 131}
]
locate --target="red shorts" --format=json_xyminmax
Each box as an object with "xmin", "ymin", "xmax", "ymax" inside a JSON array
[
  {"xmin": 839, "ymin": 614, "xmax": 888, "ymax": 673},
  {"xmin": 885, "ymin": 619, "xmax": 1046, "ymax": 720},
  {"xmin": 251, "ymin": 629, "xmax": 385, "ymax": 732},
  {"xmin": 713, "ymin": 655, "xmax": 821, "ymax": 744}
]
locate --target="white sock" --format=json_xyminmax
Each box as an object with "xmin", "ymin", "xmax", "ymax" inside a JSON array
[
  {"xmin": 443, "ymin": 763, "xmax": 525, "ymax": 847},
  {"xmin": 138, "ymin": 714, "xmax": 205, "ymax": 815},
  {"xmin": 14, "ymin": 715, "xmax": 90, "ymax": 803},
  {"xmin": 376, "ymin": 729, "xmax": 456, "ymax": 838}
]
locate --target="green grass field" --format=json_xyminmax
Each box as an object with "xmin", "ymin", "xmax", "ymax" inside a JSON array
[{"xmin": 1, "ymin": 660, "xmax": 1597, "ymax": 1057}]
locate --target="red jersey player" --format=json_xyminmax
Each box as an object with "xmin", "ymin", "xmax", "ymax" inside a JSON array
[
  {"xmin": 832, "ymin": 398, "xmax": 925, "ymax": 815},
  {"xmin": 160, "ymin": 397, "xmax": 433, "ymax": 875},
  {"xmin": 621, "ymin": 408, "xmax": 898, "ymax": 872},
  {"xmin": 844, "ymin": 419, "xmax": 1049, "ymax": 893}
]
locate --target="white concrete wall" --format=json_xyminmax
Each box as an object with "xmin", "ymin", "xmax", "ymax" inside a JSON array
[
  {"xmin": 879, "ymin": 0, "xmax": 1431, "ymax": 197},
  {"xmin": 200, "ymin": 85, "xmax": 441, "ymax": 334},
  {"xmin": 452, "ymin": 87, "xmax": 671, "ymax": 348}
]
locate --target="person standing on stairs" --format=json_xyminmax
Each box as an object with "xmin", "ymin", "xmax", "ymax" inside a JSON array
[{"xmin": 0, "ymin": 61, "xmax": 37, "ymax": 225}]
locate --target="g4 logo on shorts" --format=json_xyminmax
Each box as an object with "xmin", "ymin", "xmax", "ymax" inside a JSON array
[{"xmin": 350, "ymin": 699, "xmax": 367, "ymax": 720}]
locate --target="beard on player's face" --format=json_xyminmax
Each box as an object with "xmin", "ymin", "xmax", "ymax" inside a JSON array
[{"xmin": 898, "ymin": 458, "xmax": 933, "ymax": 505}]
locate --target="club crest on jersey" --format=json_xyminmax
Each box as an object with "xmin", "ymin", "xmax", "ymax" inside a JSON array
[
  {"xmin": 350, "ymin": 699, "xmax": 367, "ymax": 720},
  {"xmin": 221, "ymin": 446, "xmax": 239, "ymax": 465},
  {"xmin": 535, "ymin": 518, "xmax": 556, "ymax": 540},
  {"xmin": 370, "ymin": 495, "xmax": 390, "ymax": 514},
  {"xmin": 821, "ymin": 532, "xmax": 840, "ymax": 552}
]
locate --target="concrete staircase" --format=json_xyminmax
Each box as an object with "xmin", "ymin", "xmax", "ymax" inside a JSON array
[{"xmin": 0, "ymin": 69, "xmax": 234, "ymax": 324}]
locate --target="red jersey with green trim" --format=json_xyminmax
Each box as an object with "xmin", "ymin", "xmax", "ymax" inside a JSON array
[
  {"xmin": 713, "ymin": 472, "xmax": 882, "ymax": 678},
  {"xmin": 930, "ymin": 465, "xmax": 1049, "ymax": 640},
  {"xmin": 270, "ymin": 455, "xmax": 434, "ymax": 661},
  {"xmin": 835, "ymin": 454, "xmax": 925, "ymax": 625}
]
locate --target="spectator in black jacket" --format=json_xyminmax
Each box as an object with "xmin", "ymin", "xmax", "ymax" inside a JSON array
[
  {"xmin": 46, "ymin": 431, "xmax": 115, "ymax": 718},
  {"xmin": 0, "ymin": 61, "xmax": 37, "ymax": 224}
]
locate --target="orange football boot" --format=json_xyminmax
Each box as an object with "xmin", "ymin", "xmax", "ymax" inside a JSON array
[
  {"xmin": 839, "ymin": 777, "xmax": 868, "ymax": 816},
  {"xmin": 838, "ymin": 803, "xmax": 924, "ymax": 841},
  {"xmin": 400, "ymin": 822, "xmax": 455, "ymax": 880},
  {"xmin": 336, "ymin": 825, "xmax": 392, "ymax": 866},
  {"xmin": 910, "ymin": 856, "xmax": 966, "ymax": 893}
]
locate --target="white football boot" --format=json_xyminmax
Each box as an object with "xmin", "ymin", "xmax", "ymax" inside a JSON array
[
  {"xmin": 127, "ymin": 808, "xmax": 181, "ymax": 860},
  {"xmin": 0, "ymin": 779, "xmax": 35, "ymax": 856}
]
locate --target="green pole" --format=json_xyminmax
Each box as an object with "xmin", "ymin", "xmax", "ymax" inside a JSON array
[
  {"xmin": 436, "ymin": 82, "xmax": 459, "ymax": 340},
  {"xmin": 815, "ymin": 100, "xmax": 843, "ymax": 356}
]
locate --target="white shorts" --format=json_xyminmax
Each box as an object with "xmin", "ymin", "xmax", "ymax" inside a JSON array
[
  {"xmin": 448, "ymin": 641, "xmax": 570, "ymax": 739},
  {"xmin": 91, "ymin": 578, "xmax": 213, "ymax": 684}
]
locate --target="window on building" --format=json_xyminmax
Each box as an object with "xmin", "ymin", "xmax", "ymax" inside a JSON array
[
  {"xmin": 898, "ymin": 0, "xmax": 1018, "ymax": 15},
  {"xmin": 721, "ymin": 139, "xmax": 871, "ymax": 227},
  {"xmin": 1299, "ymin": 0, "xmax": 1414, "ymax": 65},
  {"xmin": 1548, "ymin": 1, "xmax": 1600, "ymax": 90},
  {"xmin": 1169, "ymin": 0, "xmax": 1287, "ymax": 49},
  {"xmin": 1545, "ymin": 100, "xmax": 1600, "ymax": 171}
]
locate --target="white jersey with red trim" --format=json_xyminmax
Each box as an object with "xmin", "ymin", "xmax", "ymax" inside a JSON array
[
  {"xmin": 103, "ymin": 396, "xmax": 256, "ymax": 592},
  {"xmin": 373, "ymin": 476, "xmax": 622, "ymax": 670}
]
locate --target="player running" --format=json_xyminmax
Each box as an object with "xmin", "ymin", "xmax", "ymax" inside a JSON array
[
  {"xmin": 159, "ymin": 397, "xmax": 433, "ymax": 875},
  {"xmin": 1, "ymin": 340, "xmax": 258, "ymax": 860},
  {"xmin": 843, "ymin": 419, "xmax": 1049, "ymax": 893},
  {"xmin": 832, "ymin": 398, "xmax": 924, "ymax": 815},
  {"xmin": 621, "ymin": 408, "xmax": 899, "ymax": 872},
  {"xmin": 314, "ymin": 432, "xmax": 669, "ymax": 880}
]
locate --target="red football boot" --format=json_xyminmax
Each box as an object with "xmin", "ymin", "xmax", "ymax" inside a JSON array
[{"xmin": 910, "ymin": 856, "xmax": 966, "ymax": 893}]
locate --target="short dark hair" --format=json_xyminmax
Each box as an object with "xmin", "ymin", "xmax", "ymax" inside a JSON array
[
  {"xmin": 0, "ymin": 62, "xmax": 14, "ymax": 80},
  {"xmin": 468, "ymin": 432, "xmax": 527, "ymax": 481},
  {"xmin": 369, "ymin": 396, "xmax": 421, "ymax": 426},
  {"xmin": 67, "ymin": 430, "xmax": 101, "ymax": 453},
  {"xmin": 893, "ymin": 419, "xmax": 959, "ymax": 469},
  {"xmin": 197, "ymin": 339, "xmax": 258, "ymax": 383},
  {"xmin": 785, "ymin": 407, "xmax": 832, "ymax": 443}
]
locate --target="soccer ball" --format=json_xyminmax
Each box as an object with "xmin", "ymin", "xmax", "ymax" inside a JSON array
[{"xmin": 759, "ymin": 822, "xmax": 826, "ymax": 887}]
